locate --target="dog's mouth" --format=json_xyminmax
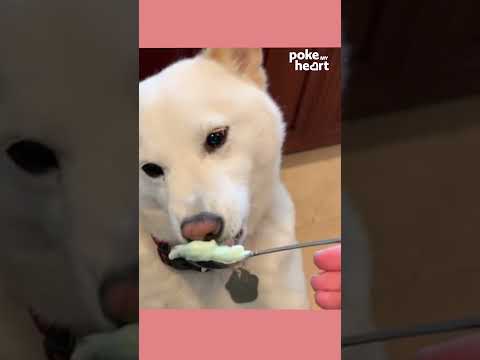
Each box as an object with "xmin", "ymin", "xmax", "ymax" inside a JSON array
[
  {"xmin": 30, "ymin": 309, "xmax": 77, "ymax": 359},
  {"xmin": 152, "ymin": 228, "xmax": 245, "ymax": 272},
  {"xmin": 30, "ymin": 265, "xmax": 139, "ymax": 359}
]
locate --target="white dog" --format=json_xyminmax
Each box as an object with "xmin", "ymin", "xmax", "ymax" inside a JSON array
[
  {"xmin": 0, "ymin": 1, "xmax": 138, "ymax": 359},
  {"xmin": 139, "ymin": 48, "xmax": 309, "ymax": 309}
]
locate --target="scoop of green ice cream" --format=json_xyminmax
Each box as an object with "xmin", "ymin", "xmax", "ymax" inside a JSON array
[
  {"xmin": 169, "ymin": 240, "xmax": 252, "ymax": 264},
  {"xmin": 72, "ymin": 323, "xmax": 138, "ymax": 360}
]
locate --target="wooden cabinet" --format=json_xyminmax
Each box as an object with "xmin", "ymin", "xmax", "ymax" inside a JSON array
[
  {"xmin": 264, "ymin": 48, "xmax": 341, "ymax": 154},
  {"xmin": 140, "ymin": 48, "xmax": 341, "ymax": 154}
]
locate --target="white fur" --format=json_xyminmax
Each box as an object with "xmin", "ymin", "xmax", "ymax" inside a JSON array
[
  {"xmin": 139, "ymin": 51, "xmax": 309, "ymax": 309},
  {"xmin": 0, "ymin": 1, "xmax": 137, "ymax": 359}
]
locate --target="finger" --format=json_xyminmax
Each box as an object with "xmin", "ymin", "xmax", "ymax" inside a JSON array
[
  {"xmin": 311, "ymin": 271, "xmax": 341, "ymax": 291},
  {"xmin": 315, "ymin": 290, "xmax": 341, "ymax": 310},
  {"xmin": 314, "ymin": 245, "xmax": 341, "ymax": 271}
]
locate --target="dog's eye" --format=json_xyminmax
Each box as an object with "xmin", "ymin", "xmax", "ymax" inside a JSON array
[
  {"xmin": 6, "ymin": 140, "xmax": 59, "ymax": 175},
  {"xmin": 205, "ymin": 127, "xmax": 229, "ymax": 152},
  {"xmin": 142, "ymin": 163, "xmax": 164, "ymax": 178}
]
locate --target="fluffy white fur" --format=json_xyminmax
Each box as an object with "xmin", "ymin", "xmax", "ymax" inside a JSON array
[
  {"xmin": 0, "ymin": 1, "xmax": 138, "ymax": 359},
  {"xmin": 139, "ymin": 49, "xmax": 309, "ymax": 309}
]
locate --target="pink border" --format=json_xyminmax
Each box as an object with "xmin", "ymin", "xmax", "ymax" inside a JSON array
[
  {"xmin": 140, "ymin": 310, "xmax": 341, "ymax": 359},
  {"xmin": 139, "ymin": 1, "xmax": 341, "ymax": 358},
  {"xmin": 139, "ymin": 0, "xmax": 341, "ymax": 48}
]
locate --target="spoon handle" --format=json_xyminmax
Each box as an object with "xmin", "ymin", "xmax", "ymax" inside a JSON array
[{"xmin": 250, "ymin": 238, "xmax": 341, "ymax": 258}]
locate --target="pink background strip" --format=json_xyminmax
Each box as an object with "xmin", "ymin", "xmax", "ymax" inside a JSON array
[
  {"xmin": 139, "ymin": 0, "xmax": 341, "ymax": 48},
  {"xmin": 140, "ymin": 309, "xmax": 341, "ymax": 359}
]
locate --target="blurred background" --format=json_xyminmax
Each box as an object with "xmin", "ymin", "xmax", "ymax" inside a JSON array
[{"xmin": 343, "ymin": 0, "xmax": 480, "ymax": 358}]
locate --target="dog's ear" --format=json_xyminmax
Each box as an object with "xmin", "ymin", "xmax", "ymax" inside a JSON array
[{"xmin": 201, "ymin": 48, "xmax": 267, "ymax": 89}]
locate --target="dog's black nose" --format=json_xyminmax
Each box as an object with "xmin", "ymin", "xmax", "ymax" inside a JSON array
[{"xmin": 181, "ymin": 212, "xmax": 224, "ymax": 242}]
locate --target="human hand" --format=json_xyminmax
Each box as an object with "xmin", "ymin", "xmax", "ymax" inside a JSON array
[{"xmin": 311, "ymin": 244, "xmax": 341, "ymax": 309}]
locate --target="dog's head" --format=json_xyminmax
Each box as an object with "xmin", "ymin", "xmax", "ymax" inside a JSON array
[
  {"xmin": 0, "ymin": 1, "xmax": 138, "ymax": 336},
  {"xmin": 139, "ymin": 49, "xmax": 285, "ymax": 247}
]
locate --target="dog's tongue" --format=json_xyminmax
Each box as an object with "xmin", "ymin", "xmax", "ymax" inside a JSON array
[{"xmin": 101, "ymin": 277, "xmax": 138, "ymax": 325}]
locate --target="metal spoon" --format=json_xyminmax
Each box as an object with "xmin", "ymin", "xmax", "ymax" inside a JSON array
[
  {"xmin": 247, "ymin": 237, "xmax": 341, "ymax": 259},
  {"xmin": 185, "ymin": 237, "xmax": 341, "ymax": 271}
]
